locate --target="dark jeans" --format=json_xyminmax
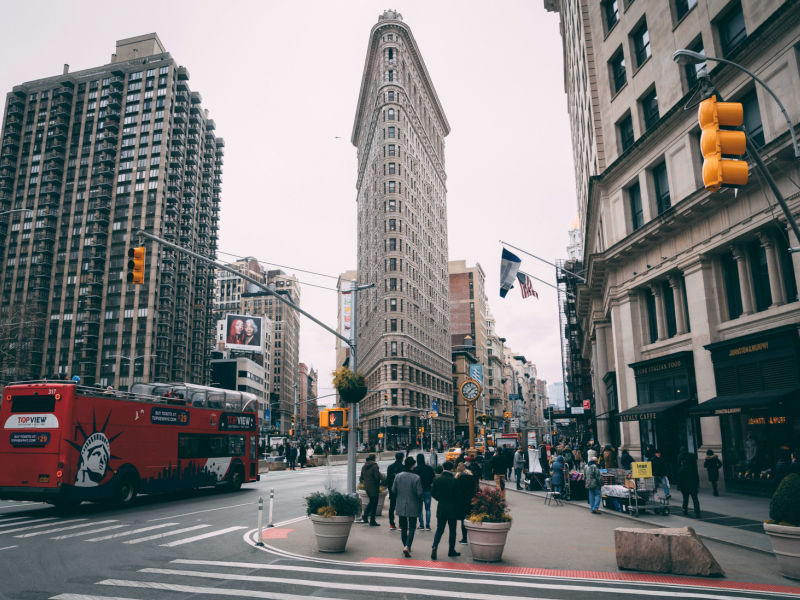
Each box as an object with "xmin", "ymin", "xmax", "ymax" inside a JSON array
[
  {"xmin": 388, "ymin": 492, "xmax": 397, "ymax": 527},
  {"xmin": 709, "ymin": 478, "xmax": 719, "ymax": 496},
  {"xmin": 432, "ymin": 516, "xmax": 457, "ymax": 551},
  {"xmin": 682, "ymin": 490, "xmax": 700, "ymax": 515},
  {"xmin": 288, "ymin": 458, "xmax": 296, "ymax": 470},
  {"xmin": 399, "ymin": 516, "xmax": 417, "ymax": 549},
  {"xmin": 362, "ymin": 493, "xmax": 378, "ymax": 523},
  {"xmin": 514, "ymin": 467, "xmax": 523, "ymax": 488}
]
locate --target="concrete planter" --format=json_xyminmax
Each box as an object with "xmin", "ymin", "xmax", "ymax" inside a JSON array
[
  {"xmin": 764, "ymin": 522, "xmax": 800, "ymax": 580},
  {"xmin": 464, "ymin": 520, "xmax": 512, "ymax": 562},
  {"xmin": 309, "ymin": 514, "xmax": 355, "ymax": 553},
  {"xmin": 357, "ymin": 489, "xmax": 388, "ymax": 516}
]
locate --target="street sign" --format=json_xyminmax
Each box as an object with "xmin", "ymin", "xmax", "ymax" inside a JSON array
[
  {"xmin": 432, "ymin": 399, "xmax": 439, "ymax": 414},
  {"xmin": 510, "ymin": 418, "xmax": 519, "ymax": 428}
]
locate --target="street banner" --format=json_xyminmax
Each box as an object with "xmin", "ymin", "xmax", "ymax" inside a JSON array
[
  {"xmin": 224, "ymin": 314, "xmax": 264, "ymax": 353},
  {"xmin": 469, "ymin": 364, "xmax": 483, "ymax": 384},
  {"xmin": 499, "ymin": 248, "xmax": 521, "ymax": 298},
  {"xmin": 340, "ymin": 284, "xmax": 354, "ymax": 343},
  {"xmin": 631, "ymin": 461, "xmax": 653, "ymax": 478},
  {"xmin": 516, "ymin": 272, "xmax": 539, "ymax": 299}
]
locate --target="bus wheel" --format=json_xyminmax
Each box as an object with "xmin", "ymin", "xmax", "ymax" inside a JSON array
[
  {"xmin": 228, "ymin": 467, "xmax": 244, "ymax": 492},
  {"xmin": 115, "ymin": 474, "xmax": 138, "ymax": 506}
]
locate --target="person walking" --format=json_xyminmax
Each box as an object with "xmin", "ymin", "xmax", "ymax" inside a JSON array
[
  {"xmin": 392, "ymin": 456, "xmax": 422, "ymax": 557},
  {"xmin": 651, "ymin": 449, "xmax": 671, "ymax": 498},
  {"xmin": 455, "ymin": 462, "xmax": 478, "ymax": 544},
  {"xmin": 491, "ymin": 449, "xmax": 507, "ymax": 500},
  {"xmin": 678, "ymin": 451, "xmax": 701, "ymax": 518},
  {"xmin": 298, "ymin": 444, "xmax": 307, "ymax": 469},
  {"xmin": 703, "ymin": 449, "xmax": 722, "ymax": 496},
  {"xmin": 504, "ymin": 447, "xmax": 514, "ymax": 479},
  {"xmin": 584, "ymin": 455, "xmax": 603, "ymax": 513},
  {"xmin": 415, "ymin": 453, "xmax": 435, "ymax": 530},
  {"xmin": 287, "ymin": 444, "xmax": 298, "ymax": 471},
  {"xmin": 359, "ymin": 454, "xmax": 382, "ymax": 526},
  {"xmin": 602, "ymin": 444, "xmax": 617, "ymax": 469},
  {"xmin": 385, "ymin": 452, "xmax": 405, "ymax": 531},
  {"xmin": 431, "ymin": 461, "xmax": 461, "ymax": 560},
  {"xmin": 620, "ymin": 448, "xmax": 634, "ymax": 470},
  {"xmin": 513, "ymin": 447, "xmax": 526, "ymax": 490},
  {"xmin": 539, "ymin": 444, "xmax": 550, "ymax": 475},
  {"xmin": 550, "ymin": 454, "xmax": 566, "ymax": 495}
]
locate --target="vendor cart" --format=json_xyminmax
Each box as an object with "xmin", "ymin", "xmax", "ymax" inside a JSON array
[{"xmin": 627, "ymin": 476, "xmax": 670, "ymax": 516}]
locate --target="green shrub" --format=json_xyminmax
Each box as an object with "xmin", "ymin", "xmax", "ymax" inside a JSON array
[
  {"xmin": 305, "ymin": 489, "xmax": 361, "ymax": 517},
  {"xmin": 468, "ymin": 487, "xmax": 511, "ymax": 523},
  {"xmin": 770, "ymin": 473, "xmax": 800, "ymax": 527}
]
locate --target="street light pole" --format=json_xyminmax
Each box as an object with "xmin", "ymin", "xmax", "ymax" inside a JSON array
[
  {"xmin": 110, "ymin": 354, "xmax": 150, "ymax": 390},
  {"xmin": 383, "ymin": 399, "xmax": 387, "ymax": 452}
]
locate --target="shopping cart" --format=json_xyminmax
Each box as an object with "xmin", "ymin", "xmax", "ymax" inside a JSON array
[{"xmin": 627, "ymin": 475, "xmax": 670, "ymax": 516}]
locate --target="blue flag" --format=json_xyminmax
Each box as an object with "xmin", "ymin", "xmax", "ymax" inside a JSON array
[{"xmin": 499, "ymin": 248, "xmax": 522, "ymax": 298}]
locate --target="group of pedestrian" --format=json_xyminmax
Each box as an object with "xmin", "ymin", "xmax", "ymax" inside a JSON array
[{"xmin": 362, "ymin": 452, "xmax": 480, "ymax": 559}]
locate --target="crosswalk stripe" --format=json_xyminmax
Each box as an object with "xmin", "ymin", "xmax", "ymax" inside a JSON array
[
  {"xmin": 0, "ymin": 518, "xmax": 84, "ymax": 535},
  {"xmin": 159, "ymin": 525, "xmax": 246, "ymax": 547},
  {"xmin": 0, "ymin": 515, "xmax": 38, "ymax": 524},
  {"xmin": 0, "ymin": 545, "xmax": 17, "ymax": 551},
  {"xmin": 0, "ymin": 516, "xmax": 57, "ymax": 530},
  {"xmin": 16, "ymin": 519, "xmax": 118, "ymax": 538},
  {"xmin": 142, "ymin": 568, "xmax": 755, "ymax": 600},
  {"xmin": 51, "ymin": 594, "xmax": 144, "ymax": 600},
  {"xmin": 98, "ymin": 579, "xmax": 342, "ymax": 600},
  {"xmin": 51, "ymin": 524, "xmax": 128, "ymax": 540},
  {"xmin": 123, "ymin": 524, "xmax": 210, "ymax": 544},
  {"xmin": 85, "ymin": 523, "xmax": 179, "ymax": 542}
]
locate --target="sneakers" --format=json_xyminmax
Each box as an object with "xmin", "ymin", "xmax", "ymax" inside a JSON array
[
  {"xmin": 459, "ymin": 539, "xmax": 468, "ymax": 545},
  {"xmin": 447, "ymin": 550, "xmax": 461, "ymax": 557},
  {"xmin": 369, "ymin": 522, "xmax": 380, "ymax": 527},
  {"xmin": 389, "ymin": 525, "xmax": 397, "ymax": 531},
  {"xmin": 403, "ymin": 546, "xmax": 411, "ymax": 558},
  {"xmin": 425, "ymin": 527, "xmax": 431, "ymax": 531},
  {"xmin": 431, "ymin": 548, "xmax": 437, "ymax": 561}
]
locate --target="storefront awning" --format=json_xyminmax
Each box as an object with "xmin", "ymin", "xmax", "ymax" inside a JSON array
[
  {"xmin": 689, "ymin": 388, "xmax": 799, "ymax": 417},
  {"xmin": 617, "ymin": 399, "xmax": 689, "ymax": 422}
]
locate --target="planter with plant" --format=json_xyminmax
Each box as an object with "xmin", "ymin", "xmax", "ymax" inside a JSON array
[
  {"xmin": 464, "ymin": 487, "xmax": 512, "ymax": 562},
  {"xmin": 332, "ymin": 367, "xmax": 368, "ymax": 404},
  {"xmin": 764, "ymin": 473, "xmax": 800, "ymax": 580},
  {"xmin": 305, "ymin": 489, "xmax": 362, "ymax": 553}
]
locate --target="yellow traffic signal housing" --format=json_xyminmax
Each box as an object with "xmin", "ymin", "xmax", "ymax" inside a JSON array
[
  {"xmin": 320, "ymin": 408, "xmax": 347, "ymax": 429},
  {"xmin": 127, "ymin": 246, "xmax": 146, "ymax": 284},
  {"xmin": 699, "ymin": 95, "xmax": 748, "ymax": 192},
  {"xmin": 291, "ymin": 415, "xmax": 295, "ymax": 424},
  {"xmin": 289, "ymin": 428, "xmax": 294, "ymax": 436},
  {"xmin": 504, "ymin": 411, "xmax": 512, "ymax": 419}
]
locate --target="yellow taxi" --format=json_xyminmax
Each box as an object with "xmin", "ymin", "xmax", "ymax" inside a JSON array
[{"xmin": 445, "ymin": 447, "xmax": 462, "ymax": 462}]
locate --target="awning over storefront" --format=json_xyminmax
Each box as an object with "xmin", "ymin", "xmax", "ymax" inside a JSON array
[
  {"xmin": 689, "ymin": 388, "xmax": 799, "ymax": 417},
  {"xmin": 617, "ymin": 399, "xmax": 689, "ymax": 422}
]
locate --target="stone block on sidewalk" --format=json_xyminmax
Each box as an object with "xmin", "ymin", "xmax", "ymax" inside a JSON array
[{"xmin": 614, "ymin": 527, "xmax": 724, "ymax": 577}]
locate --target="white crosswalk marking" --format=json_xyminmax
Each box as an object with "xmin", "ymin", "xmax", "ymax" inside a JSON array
[
  {"xmin": 51, "ymin": 524, "xmax": 127, "ymax": 540},
  {"xmin": 97, "ymin": 580, "xmax": 342, "ymax": 599},
  {"xmin": 85, "ymin": 523, "xmax": 179, "ymax": 542},
  {"xmin": 123, "ymin": 524, "xmax": 210, "ymax": 544},
  {"xmin": 0, "ymin": 516, "xmax": 56, "ymax": 530},
  {"xmin": 0, "ymin": 545, "xmax": 17, "ymax": 551},
  {"xmin": 159, "ymin": 525, "xmax": 246, "ymax": 547},
  {"xmin": 16, "ymin": 519, "xmax": 118, "ymax": 538},
  {"xmin": 0, "ymin": 515, "xmax": 39, "ymax": 524},
  {"xmin": 0, "ymin": 518, "xmax": 84, "ymax": 535},
  {"xmin": 52, "ymin": 595, "xmax": 148, "ymax": 600}
]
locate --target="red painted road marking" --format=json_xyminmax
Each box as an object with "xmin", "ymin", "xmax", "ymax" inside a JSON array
[
  {"xmin": 260, "ymin": 528, "xmax": 294, "ymax": 540},
  {"xmin": 361, "ymin": 557, "xmax": 800, "ymax": 596}
]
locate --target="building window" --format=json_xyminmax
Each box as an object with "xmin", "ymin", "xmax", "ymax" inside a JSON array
[
  {"xmin": 747, "ymin": 239, "xmax": 772, "ymax": 312},
  {"xmin": 741, "ymin": 89, "xmax": 764, "ymax": 147},
  {"xmin": 388, "ymin": 48, "xmax": 394, "ymax": 61},
  {"xmin": 718, "ymin": 2, "xmax": 747, "ymax": 57},
  {"xmin": 388, "ymin": 162, "xmax": 396, "ymax": 175},
  {"xmin": 640, "ymin": 88, "xmax": 659, "ymax": 130},
  {"xmin": 390, "ymin": 298, "xmax": 397, "ymax": 311},
  {"xmin": 388, "ymin": 144, "xmax": 395, "ymax": 156},
  {"xmin": 629, "ymin": 181, "xmax": 644, "ymax": 231},
  {"xmin": 391, "ymin": 364, "xmax": 398, "ymax": 380},
  {"xmin": 684, "ymin": 37, "xmax": 705, "ymax": 90},
  {"xmin": 388, "ymin": 108, "xmax": 395, "ymax": 120},
  {"xmin": 391, "ymin": 341, "xmax": 398, "ymax": 356},
  {"xmin": 390, "ymin": 319, "xmax": 397, "ymax": 332},
  {"xmin": 609, "ymin": 48, "xmax": 627, "ymax": 95},
  {"xmin": 618, "ymin": 113, "xmax": 635, "ymax": 152},
  {"xmin": 675, "ymin": 0, "xmax": 697, "ymax": 22},
  {"xmin": 645, "ymin": 288, "xmax": 658, "ymax": 344},
  {"xmin": 720, "ymin": 251, "xmax": 743, "ymax": 320},
  {"xmin": 388, "ymin": 219, "xmax": 396, "ymax": 231},
  {"xmin": 388, "ymin": 70, "xmax": 394, "ymax": 82},
  {"xmin": 388, "ymin": 181, "xmax": 396, "ymax": 193},
  {"xmin": 388, "ymin": 127, "xmax": 395, "ymax": 138},
  {"xmin": 389, "ymin": 238, "xmax": 396, "ymax": 251},
  {"xmin": 653, "ymin": 161, "xmax": 670, "ymax": 215},
  {"xmin": 631, "ymin": 19, "xmax": 651, "ymax": 68},
  {"xmin": 662, "ymin": 281, "xmax": 677, "ymax": 338},
  {"xmin": 603, "ymin": 0, "xmax": 619, "ymax": 32}
]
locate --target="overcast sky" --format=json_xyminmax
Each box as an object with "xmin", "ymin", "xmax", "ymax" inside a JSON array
[{"xmin": 0, "ymin": 0, "xmax": 577, "ymax": 403}]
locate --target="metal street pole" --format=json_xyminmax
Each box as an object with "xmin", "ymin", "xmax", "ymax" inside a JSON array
[
  {"xmin": 347, "ymin": 280, "xmax": 358, "ymax": 494},
  {"xmin": 293, "ymin": 383, "xmax": 298, "ymax": 439},
  {"xmin": 110, "ymin": 353, "xmax": 150, "ymax": 391}
]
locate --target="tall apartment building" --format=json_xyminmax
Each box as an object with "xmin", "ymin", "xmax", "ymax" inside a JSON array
[
  {"xmin": 547, "ymin": 0, "xmax": 800, "ymax": 495},
  {"xmin": 214, "ymin": 256, "xmax": 264, "ymax": 315},
  {"xmin": 352, "ymin": 10, "xmax": 453, "ymax": 448},
  {"xmin": 0, "ymin": 33, "xmax": 223, "ymax": 386}
]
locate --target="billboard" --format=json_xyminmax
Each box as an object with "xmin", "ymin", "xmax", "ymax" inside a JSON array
[{"xmin": 224, "ymin": 314, "xmax": 264, "ymax": 353}]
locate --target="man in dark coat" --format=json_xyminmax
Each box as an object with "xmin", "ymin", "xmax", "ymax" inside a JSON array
[
  {"xmin": 360, "ymin": 454, "xmax": 382, "ymax": 526},
  {"xmin": 455, "ymin": 462, "xmax": 478, "ymax": 544},
  {"xmin": 298, "ymin": 444, "xmax": 307, "ymax": 468},
  {"xmin": 678, "ymin": 451, "xmax": 701, "ymax": 518},
  {"xmin": 385, "ymin": 452, "xmax": 405, "ymax": 530},
  {"xmin": 431, "ymin": 461, "xmax": 460, "ymax": 560},
  {"xmin": 287, "ymin": 444, "xmax": 298, "ymax": 471},
  {"xmin": 491, "ymin": 450, "xmax": 507, "ymax": 500}
]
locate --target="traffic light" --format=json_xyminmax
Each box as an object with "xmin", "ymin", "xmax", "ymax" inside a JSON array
[
  {"xmin": 291, "ymin": 415, "xmax": 295, "ymax": 425},
  {"xmin": 289, "ymin": 428, "xmax": 294, "ymax": 437},
  {"xmin": 504, "ymin": 411, "xmax": 512, "ymax": 419},
  {"xmin": 418, "ymin": 427, "xmax": 424, "ymax": 434},
  {"xmin": 320, "ymin": 408, "xmax": 347, "ymax": 429},
  {"xmin": 127, "ymin": 246, "xmax": 146, "ymax": 284},
  {"xmin": 698, "ymin": 95, "xmax": 748, "ymax": 192}
]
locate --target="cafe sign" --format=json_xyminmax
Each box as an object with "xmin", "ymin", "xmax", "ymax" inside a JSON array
[{"xmin": 620, "ymin": 411, "xmax": 658, "ymax": 422}]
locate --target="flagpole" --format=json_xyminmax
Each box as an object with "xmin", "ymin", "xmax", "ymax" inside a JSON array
[
  {"xmin": 521, "ymin": 270, "xmax": 575, "ymax": 299},
  {"xmin": 500, "ymin": 240, "xmax": 586, "ymax": 283}
]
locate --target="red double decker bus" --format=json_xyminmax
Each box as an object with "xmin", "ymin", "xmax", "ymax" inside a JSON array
[{"xmin": 0, "ymin": 381, "xmax": 259, "ymax": 508}]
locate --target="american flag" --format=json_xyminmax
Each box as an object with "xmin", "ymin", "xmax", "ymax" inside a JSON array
[{"xmin": 516, "ymin": 272, "xmax": 539, "ymax": 299}]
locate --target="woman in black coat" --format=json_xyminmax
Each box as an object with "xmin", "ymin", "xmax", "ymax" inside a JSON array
[
  {"xmin": 455, "ymin": 462, "xmax": 478, "ymax": 545},
  {"xmin": 678, "ymin": 452, "xmax": 701, "ymax": 518}
]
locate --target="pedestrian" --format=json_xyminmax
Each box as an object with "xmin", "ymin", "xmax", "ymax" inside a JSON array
[
  {"xmin": 288, "ymin": 444, "xmax": 298, "ymax": 470},
  {"xmin": 430, "ymin": 448, "xmax": 439, "ymax": 468},
  {"xmin": 603, "ymin": 444, "xmax": 617, "ymax": 469},
  {"xmin": 491, "ymin": 448, "xmax": 507, "ymax": 500},
  {"xmin": 298, "ymin": 444, "xmax": 307, "ymax": 469},
  {"xmin": 431, "ymin": 461, "xmax": 461, "ymax": 560},
  {"xmin": 504, "ymin": 447, "xmax": 514, "ymax": 479},
  {"xmin": 703, "ymin": 449, "xmax": 722, "ymax": 496},
  {"xmin": 455, "ymin": 462, "xmax": 478, "ymax": 544},
  {"xmin": 392, "ymin": 456, "xmax": 422, "ymax": 557},
  {"xmin": 651, "ymin": 449, "xmax": 671, "ymax": 498},
  {"xmin": 584, "ymin": 455, "xmax": 603, "ymax": 513},
  {"xmin": 539, "ymin": 444, "xmax": 550, "ymax": 475},
  {"xmin": 415, "ymin": 453, "xmax": 435, "ymax": 530},
  {"xmin": 513, "ymin": 447, "xmax": 525, "ymax": 490},
  {"xmin": 359, "ymin": 454, "xmax": 382, "ymax": 526},
  {"xmin": 620, "ymin": 448, "xmax": 634, "ymax": 470},
  {"xmin": 561, "ymin": 445, "xmax": 574, "ymax": 470},
  {"xmin": 678, "ymin": 451, "xmax": 701, "ymax": 518},
  {"xmin": 643, "ymin": 443, "xmax": 655, "ymax": 462},
  {"xmin": 587, "ymin": 445, "xmax": 597, "ymax": 463},
  {"xmin": 550, "ymin": 454, "xmax": 565, "ymax": 495},
  {"xmin": 385, "ymin": 451, "xmax": 405, "ymax": 531}
]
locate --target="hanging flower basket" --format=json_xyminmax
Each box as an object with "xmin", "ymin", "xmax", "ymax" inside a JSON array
[{"xmin": 332, "ymin": 367, "xmax": 367, "ymax": 404}]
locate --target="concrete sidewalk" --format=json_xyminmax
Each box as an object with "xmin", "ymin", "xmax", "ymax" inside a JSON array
[{"xmin": 258, "ymin": 480, "xmax": 792, "ymax": 587}]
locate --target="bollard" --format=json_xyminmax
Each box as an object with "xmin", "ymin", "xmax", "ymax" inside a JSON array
[
  {"xmin": 268, "ymin": 488, "xmax": 275, "ymax": 528},
  {"xmin": 256, "ymin": 496, "xmax": 264, "ymax": 546}
]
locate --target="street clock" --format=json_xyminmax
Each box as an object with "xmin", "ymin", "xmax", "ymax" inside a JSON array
[{"xmin": 460, "ymin": 378, "xmax": 482, "ymax": 402}]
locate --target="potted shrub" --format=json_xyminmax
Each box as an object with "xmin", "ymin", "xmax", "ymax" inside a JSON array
[
  {"xmin": 332, "ymin": 367, "xmax": 367, "ymax": 404},
  {"xmin": 357, "ymin": 482, "xmax": 389, "ymax": 516},
  {"xmin": 305, "ymin": 489, "xmax": 362, "ymax": 553},
  {"xmin": 764, "ymin": 473, "xmax": 800, "ymax": 580},
  {"xmin": 464, "ymin": 487, "xmax": 512, "ymax": 562}
]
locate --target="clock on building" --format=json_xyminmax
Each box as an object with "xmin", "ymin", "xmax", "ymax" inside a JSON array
[{"xmin": 460, "ymin": 378, "xmax": 482, "ymax": 402}]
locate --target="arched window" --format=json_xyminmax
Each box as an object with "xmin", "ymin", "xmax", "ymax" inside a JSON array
[{"xmin": 388, "ymin": 108, "xmax": 395, "ymax": 121}]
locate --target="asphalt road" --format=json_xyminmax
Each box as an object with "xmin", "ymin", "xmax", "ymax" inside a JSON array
[{"xmin": 0, "ymin": 460, "xmax": 796, "ymax": 600}]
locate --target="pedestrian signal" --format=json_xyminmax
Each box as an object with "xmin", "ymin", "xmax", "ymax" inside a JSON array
[
  {"xmin": 320, "ymin": 408, "xmax": 347, "ymax": 429},
  {"xmin": 698, "ymin": 95, "xmax": 748, "ymax": 192},
  {"xmin": 504, "ymin": 411, "xmax": 512, "ymax": 419},
  {"xmin": 127, "ymin": 246, "xmax": 146, "ymax": 284}
]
